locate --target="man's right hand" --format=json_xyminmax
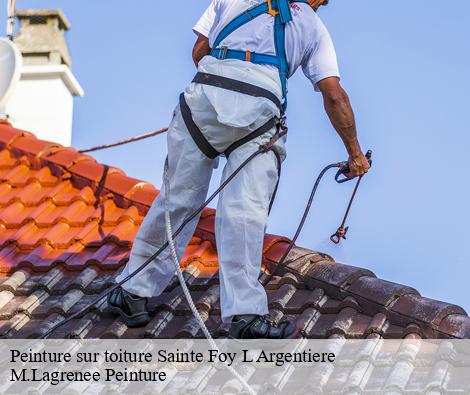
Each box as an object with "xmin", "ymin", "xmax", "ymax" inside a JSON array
[{"xmin": 347, "ymin": 153, "xmax": 371, "ymax": 178}]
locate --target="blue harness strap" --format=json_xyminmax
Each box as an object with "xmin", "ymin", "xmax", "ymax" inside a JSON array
[
  {"xmin": 212, "ymin": 48, "xmax": 280, "ymax": 68},
  {"xmin": 212, "ymin": 2, "xmax": 269, "ymax": 50},
  {"xmin": 274, "ymin": 10, "xmax": 289, "ymax": 109},
  {"xmin": 277, "ymin": 0, "xmax": 294, "ymax": 23},
  {"xmin": 209, "ymin": 0, "xmax": 309, "ymax": 112}
]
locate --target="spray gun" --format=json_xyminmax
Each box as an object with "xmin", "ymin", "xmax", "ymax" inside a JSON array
[{"xmin": 330, "ymin": 150, "xmax": 373, "ymax": 244}]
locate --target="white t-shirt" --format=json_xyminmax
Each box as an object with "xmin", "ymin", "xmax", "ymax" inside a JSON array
[{"xmin": 193, "ymin": 0, "xmax": 340, "ymax": 91}]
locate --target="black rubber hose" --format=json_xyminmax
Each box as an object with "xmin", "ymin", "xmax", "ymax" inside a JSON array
[{"xmin": 273, "ymin": 162, "xmax": 342, "ymax": 272}]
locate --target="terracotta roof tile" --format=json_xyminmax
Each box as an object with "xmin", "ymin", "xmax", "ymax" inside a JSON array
[
  {"xmin": 48, "ymin": 183, "xmax": 96, "ymax": 205},
  {"xmin": 8, "ymin": 135, "xmax": 59, "ymax": 158},
  {"xmin": 0, "ymin": 122, "xmax": 469, "ymax": 339},
  {"xmin": 11, "ymin": 183, "xmax": 52, "ymax": 206},
  {"xmin": 0, "ymin": 125, "xmax": 33, "ymax": 147},
  {"xmin": 0, "ymin": 163, "xmax": 31, "ymax": 184},
  {"xmin": 0, "ymin": 149, "xmax": 21, "ymax": 168},
  {"xmin": 41, "ymin": 149, "xmax": 78, "ymax": 170},
  {"xmin": 124, "ymin": 186, "xmax": 158, "ymax": 208},
  {"xmin": 103, "ymin": 173, "xmax": 144, "ymax": 197},
  {"xmin": 67, "ymin": 159, "xmax": 106, "ymax": 183}
]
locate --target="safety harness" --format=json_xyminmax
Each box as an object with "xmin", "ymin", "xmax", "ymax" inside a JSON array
[{"xmin": 180, "ymin": 0, "xmax": 309, "ymax": 160}]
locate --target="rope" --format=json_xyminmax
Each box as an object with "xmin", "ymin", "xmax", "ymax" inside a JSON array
[
  {"xmin": 78, "ymin": 127, "xmax": 168, "ymax": 153},
  {"xmin": 6, "ymin": 0, "xmax": 16, "ymax": 40},
  {"xmin": 163, "ymin": 158, "xmax": 257, "ymax": 395}
]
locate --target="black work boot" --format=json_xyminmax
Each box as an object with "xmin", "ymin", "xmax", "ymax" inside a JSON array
[
  {"xmin": 107, "ymin": 286, "xmax": 150, "ymax": 327},
  {"xmin": 229, "ymin": 315, "xmax": 300, "ymax": 339}
]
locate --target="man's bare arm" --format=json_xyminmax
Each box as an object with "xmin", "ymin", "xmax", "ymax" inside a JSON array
[
  {"xmin": 192, "ymin": 34, "xmax": 211, "ymax": 67},
  {"xmin": 317, "ymin": 77, "xmax": 370, "ymax": 177}
]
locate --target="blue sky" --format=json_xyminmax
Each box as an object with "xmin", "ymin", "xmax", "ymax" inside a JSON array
[{"xmin": 3, "ymin": 1, "xmax": 470, "ymax": 312}]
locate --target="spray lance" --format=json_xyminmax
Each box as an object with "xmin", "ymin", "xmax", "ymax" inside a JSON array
[{"xmin": 330, "ymin": 150, "xmax": 373, "ymax": 244}]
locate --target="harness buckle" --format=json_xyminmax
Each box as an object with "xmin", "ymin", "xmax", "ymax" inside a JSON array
[
  {"xmin": 218, "ymin": 46, "xmax": 228, "ymax": 60},
  {"xmin": 267, "ymin": 0, "xmax": 280, "ymax": 17}
]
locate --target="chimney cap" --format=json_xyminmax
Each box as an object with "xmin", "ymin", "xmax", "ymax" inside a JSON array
[{"xmin": 15, "ymin": 9, "xmax": 71, "ymax": 30}]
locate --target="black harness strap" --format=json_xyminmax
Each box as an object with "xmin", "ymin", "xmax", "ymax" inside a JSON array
[
  {"xmin": 269, "ymin": 149, "xmax": 282, "ymax": 214},
  {"xmin": 179, "ymin": 93, "xmax": 220, "ymax": 159},
  {"xmin": 179, "ymin": 91, "xmax": 280, "ymax": 160},
  {"xmin": 192, "ymin": 72, "xmax": 283, "ymax": 114},
  {"xmin": 224, "ymin": 117, "xmax": 278, "ymax": 158}
]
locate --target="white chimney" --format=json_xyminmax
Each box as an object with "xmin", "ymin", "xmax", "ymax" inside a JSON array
[{"xmin": 4, "ymin": 9, "xmax": 84, "ymax": 146}]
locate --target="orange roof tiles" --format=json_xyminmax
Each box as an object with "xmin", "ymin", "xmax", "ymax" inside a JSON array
[{"xmin": 0, "ymin": 120, "xmax": 469, "ymax": 339}]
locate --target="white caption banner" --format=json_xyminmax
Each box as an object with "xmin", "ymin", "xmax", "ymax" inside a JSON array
[{"xmin": 1, "ymin": 339, "xmax": 469, "ymax": 394}]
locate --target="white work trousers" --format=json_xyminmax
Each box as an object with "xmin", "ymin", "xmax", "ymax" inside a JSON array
[{"xmin": 117, "ymin": 60, "xmax": 286, "ymax": 322}]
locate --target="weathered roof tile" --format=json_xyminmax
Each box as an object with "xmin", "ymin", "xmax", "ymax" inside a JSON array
[
  {"xmin": 388, "ymin": 294, "xmax": 466, "ymax": 331},
  {"xmin": 304, "ymin": 261, "xmax": 375, "ymax": 299},
  {"xmin": 347, "ymin": 276, "xmax": 419, "ymax": 314},
  {"xmin": 438, "ymin": 314, "xmax": 470, "ymax": 338}
]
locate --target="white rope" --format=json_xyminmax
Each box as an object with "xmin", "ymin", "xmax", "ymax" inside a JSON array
[
  {"xmin": 163, "ymin": 158, "xmax": 257, "ymax": 395},
  {"xmin": 6, "ymin": 0, "xmax": 16, "ymax": 39}
]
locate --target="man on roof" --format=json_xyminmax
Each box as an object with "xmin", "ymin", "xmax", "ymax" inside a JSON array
[{"xmin": 108, "ymin": 0, "xmax": 370, "ymax": 339}]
